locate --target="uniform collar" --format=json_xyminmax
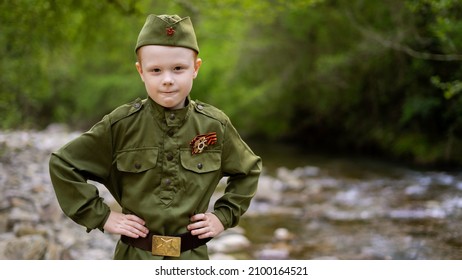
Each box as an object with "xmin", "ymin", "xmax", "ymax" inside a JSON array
[{"xmin": 147, "ymin": 96, "xmax": 192, "ymax": 127}]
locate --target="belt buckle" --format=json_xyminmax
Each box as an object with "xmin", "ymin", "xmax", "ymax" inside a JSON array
[{"xmin": 152, "ymin": 235, "xmax": 181, "ymax": 257}]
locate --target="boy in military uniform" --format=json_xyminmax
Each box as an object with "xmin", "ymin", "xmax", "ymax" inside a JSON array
[{"xmin": 49, "ymin": 14, "xmax": 262, "ymax": 259}]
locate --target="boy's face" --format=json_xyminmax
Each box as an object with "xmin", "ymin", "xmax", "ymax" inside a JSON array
[{"xmin": 136, "ymin": 45, "xmax": 201, "ymax": 110}]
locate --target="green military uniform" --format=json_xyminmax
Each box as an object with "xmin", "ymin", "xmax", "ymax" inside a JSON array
[
  {"xmin": 49, "ymin": 13, "xmax": 261, "ymax": 260},
  {"xmin": 49, "ymin": 96, "xmax": 261, "ymax": 259}
]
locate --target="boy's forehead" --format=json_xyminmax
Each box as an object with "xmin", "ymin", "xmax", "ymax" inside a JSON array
[
  {"xmin": 135, "ymin": 14, "xmax": 199, "ymax": 54},
  {"xmin": 138, "ymin": 45, "xmax": 196, "ymax": 63}
]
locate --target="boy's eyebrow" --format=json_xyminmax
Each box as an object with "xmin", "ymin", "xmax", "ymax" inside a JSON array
[
  {"xmin": 141, "ymin": 63, "xmax": 190, "ymax": 72},
  {"xmin": 143, "ymin": 58, "xmax": 193, "ymax": 67}
]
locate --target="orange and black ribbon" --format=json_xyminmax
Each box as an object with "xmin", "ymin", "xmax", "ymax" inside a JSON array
[{"xmin": 190, "ymin": 132, "xmax": 217, "ymax": 155}]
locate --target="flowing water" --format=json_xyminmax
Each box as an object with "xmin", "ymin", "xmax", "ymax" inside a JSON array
[{"xmin": 238, "ymin": 142, "xmax": 462, "ymax": 260}]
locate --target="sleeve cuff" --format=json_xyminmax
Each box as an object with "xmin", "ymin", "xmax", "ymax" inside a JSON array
[{"xmin": 212, "ymin": 209, "xmax": 231, "ymax": 230}]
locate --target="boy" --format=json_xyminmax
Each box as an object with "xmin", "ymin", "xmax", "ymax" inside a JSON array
[{"xmin": 49, "ymin": 14, "xmax": 262, "ymax": 260}]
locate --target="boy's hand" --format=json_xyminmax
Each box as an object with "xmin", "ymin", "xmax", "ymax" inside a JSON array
[
  {"xmin": 103, "ymin": 211, "xmax": 149, "ymax": 238},
  {"xmin": 187, "ymin": 213, "xmax": 224, "ymax": 239}
]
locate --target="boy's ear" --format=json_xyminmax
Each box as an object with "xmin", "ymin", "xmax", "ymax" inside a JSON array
[
  {"xmin": 193, "ymin": 58, "xmax": 202, "ymax": 79},
  {"xmin": 135, "ymin": 62, "xmax": 144, "ymax": 81}
]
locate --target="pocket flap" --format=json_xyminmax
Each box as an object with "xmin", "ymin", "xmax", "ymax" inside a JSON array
[
  {"xmin": 180, "ymin": 150, "xmax": 221, "ymax": 173},
  {"xmin": 116, "ymin": 148, "xmax": 158, "ymax": 173}
]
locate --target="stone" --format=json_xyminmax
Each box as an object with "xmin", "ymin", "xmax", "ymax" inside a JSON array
[
  {"xmin": 208, "ymin": 234, "xmax": 251, "ymax": 253},
  {"xmin": 4, "ymin": 235, "xmax": 48, "ymax": 259}
]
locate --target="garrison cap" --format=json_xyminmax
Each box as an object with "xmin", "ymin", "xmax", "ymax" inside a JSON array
[{"xmin": 135, "ymin": 14, "xmax": 199, "ymax": 53}]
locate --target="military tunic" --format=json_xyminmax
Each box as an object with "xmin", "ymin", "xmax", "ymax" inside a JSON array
[{"xmin": 49, "ymin": 96, "xmax": 262, "ymax": 259}]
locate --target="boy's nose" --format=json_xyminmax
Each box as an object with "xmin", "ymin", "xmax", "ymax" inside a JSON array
[{"xmin": 162, "ymin": 75, "xmax": 174, "ymax": 86}]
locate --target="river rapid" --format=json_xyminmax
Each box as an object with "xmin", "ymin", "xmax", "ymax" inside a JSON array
[{"xmin": 0, "ymin": 127, "xmax": 461, "ymax": 259}]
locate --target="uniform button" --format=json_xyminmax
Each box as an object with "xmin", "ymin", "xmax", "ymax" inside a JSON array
[
  {"xmin": 197, "ymin": 163, "xmax": 203, "ymax": 169},
  {"xmin": 167, "ymin": 130, "xmax": 174, "ymax": 137},
  {"xmin": 133, "ymin": 102, "xmax": 141, "ymax": 109},
  {"xmin": 134, "ymin": 163, "xmax": 141, "ymax": 169},
  {"xmin": 197, "ymin": 104, "xmax": 204, "ymax": 110},
  {"xmin": 165, "ymin": 179, "xmax": 171, "ymax": 186},
  {"xmin": 166, "ymin": 154, "xmax": 174, "ymax": 161},
  {"xmin": 169, "ymin": 113, "xmax": 175, "ymax": 120}
]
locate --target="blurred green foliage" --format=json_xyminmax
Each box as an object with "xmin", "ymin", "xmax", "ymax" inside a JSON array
[{"xmin": 1, "ymin": 0, "xmax": 462, "ymax": 166}]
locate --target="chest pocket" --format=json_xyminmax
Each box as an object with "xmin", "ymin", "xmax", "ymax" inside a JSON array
[
  {"xmin": 116, "ymin": 148, "xmax": 158, "ymax": 173},
  {"xmin": 180, "ymin": 149, "xmax": 221, "ymax": 173}
]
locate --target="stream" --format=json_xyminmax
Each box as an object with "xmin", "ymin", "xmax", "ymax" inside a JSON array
[{"xmin": 238, "ymin": 141, "xmax": 462, "ymax": 259}]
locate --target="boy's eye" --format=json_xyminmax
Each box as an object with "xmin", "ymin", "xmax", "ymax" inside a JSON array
[
  {"xmin": 151, "ymin": 68, "xmax": 161, "ymax": 73},
  {"xmin": 174, "ymin": 66, "xmax": 183, "ymax": 71}
]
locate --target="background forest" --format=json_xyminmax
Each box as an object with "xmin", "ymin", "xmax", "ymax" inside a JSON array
[{"xmin": 1, "ymin": 0, "xmax": 462, "ymax": 166}]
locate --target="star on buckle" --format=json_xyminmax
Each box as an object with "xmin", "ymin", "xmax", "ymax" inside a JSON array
[{"xmin": 152, "ymin": 235, "xmax": 181, "ymax": 257}]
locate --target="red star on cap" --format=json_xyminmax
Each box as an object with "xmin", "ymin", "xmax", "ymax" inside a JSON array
[{"xmin": 166, "ymin": 27, "xmax": 175, "ymax": 36}]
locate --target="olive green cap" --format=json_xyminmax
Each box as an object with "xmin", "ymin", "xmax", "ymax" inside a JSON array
[{"xmin": 135, "ymin": 14, "xmax": 199, "ymax": 53}]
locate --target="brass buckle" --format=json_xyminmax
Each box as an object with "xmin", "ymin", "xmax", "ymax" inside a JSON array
[{"xmin": 152, "ymin": 235, "xmax": 181, "ymax": 257}]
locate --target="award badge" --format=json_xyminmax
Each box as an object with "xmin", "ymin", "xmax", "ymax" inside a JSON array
[{"xmin": 190, "ymin": 132, "xmax": 217, "ymax": 155}]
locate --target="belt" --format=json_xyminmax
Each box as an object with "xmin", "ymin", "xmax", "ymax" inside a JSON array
[{"xmin": 121, "ymin": 231, "xmax": 212, "ymax": 257}]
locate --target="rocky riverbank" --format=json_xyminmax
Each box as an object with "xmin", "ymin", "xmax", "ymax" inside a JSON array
[{"xmin": 1, "ymin": 126, "xmax": 462, "ymax": 259}]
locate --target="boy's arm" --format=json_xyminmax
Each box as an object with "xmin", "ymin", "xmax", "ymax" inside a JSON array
[
  {"xmin": 49, "ymin": 115, "xmax": 114, "ymax": 232},
  {"xmin": 212, "ymin": 120, "xmax": 262, "ymax": 230}
]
